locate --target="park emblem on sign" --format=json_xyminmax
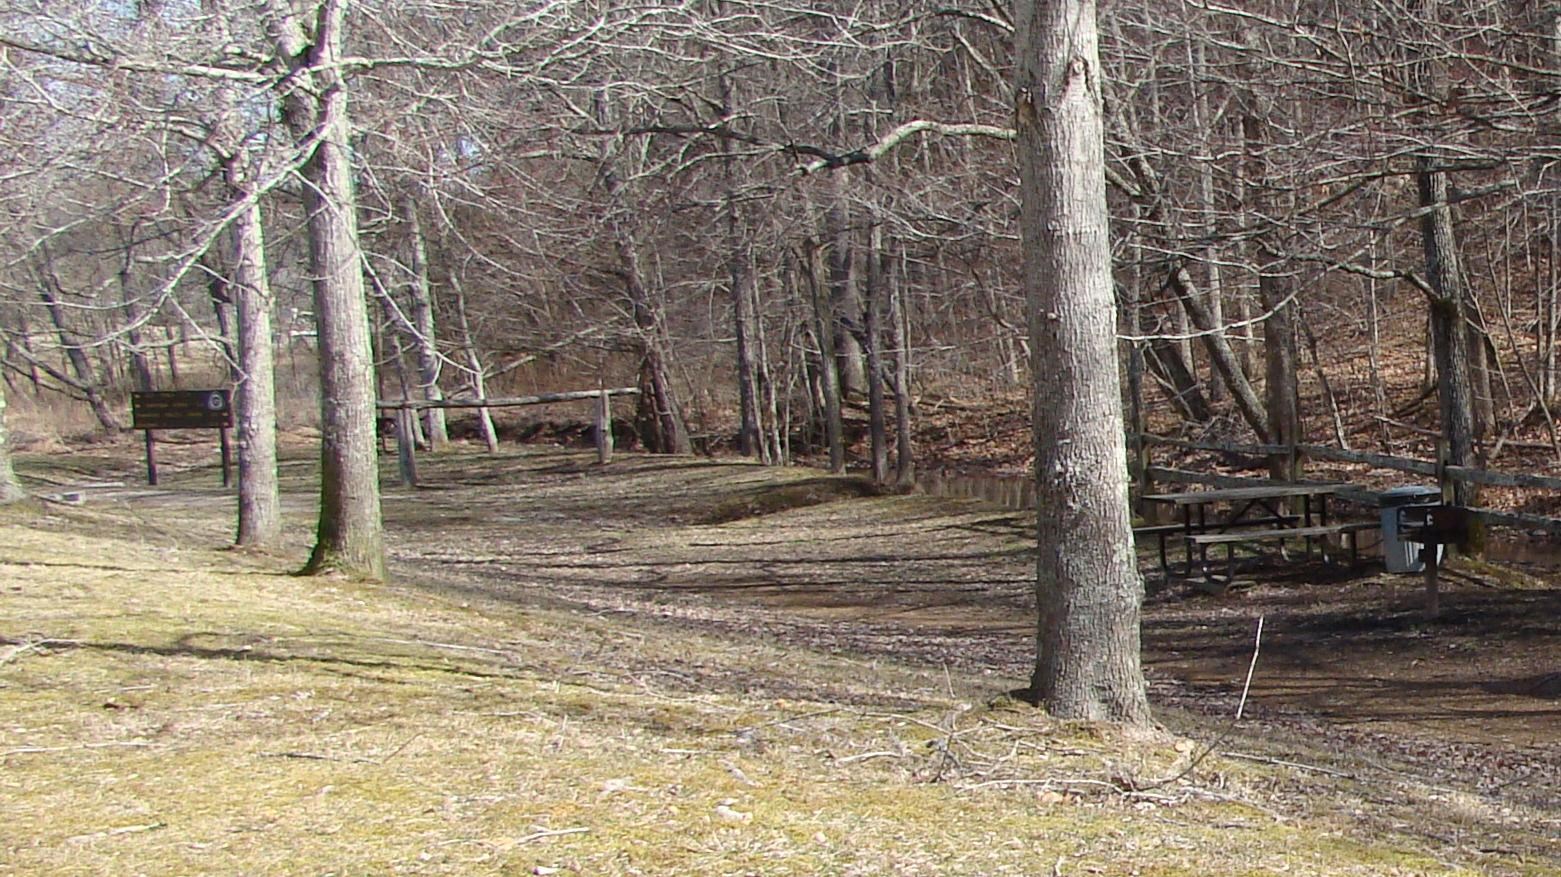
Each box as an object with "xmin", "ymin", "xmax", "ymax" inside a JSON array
[{"xmin": 131, "ymin": 390, "xmax": 233, "ymax": 430}]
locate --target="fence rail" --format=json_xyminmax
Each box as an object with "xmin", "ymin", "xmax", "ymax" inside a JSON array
[
  {"xmin": 377, "ymin": 388, "xmax": 639, "ymax": 412},
  {"xmin": 1135, "ymin": 432, "xmax": 1561, "ymax": 537},
  {"xmin": 381, "ymin": 387, "xmax": 640, "ymax": 486}
]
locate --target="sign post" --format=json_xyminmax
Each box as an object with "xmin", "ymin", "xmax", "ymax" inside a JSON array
[{"xmin": 130, "ymin": 390, "xmax": 234, "ymax": 486}]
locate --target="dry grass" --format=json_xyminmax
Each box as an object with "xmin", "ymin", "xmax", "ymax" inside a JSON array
[{"xmin": 0, "ymin": 445, "xmax": 1554, "ymax": 876}]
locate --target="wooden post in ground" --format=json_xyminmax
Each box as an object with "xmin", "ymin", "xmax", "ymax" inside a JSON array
[
  {"xmin": 595, "ymin": 389, "xmax": 613, "ymax": 465},
  {"xmin": 396, "ymin": 405, "xmax": 418, "ymax": 487},
  {"xmin": 144, "ymin": 429, "xmax": 159, "ymax": 486},
  {"xmin": 1133, "ymin": 432, "xmax": 1150, "ymax": 515},
  {"xmin": 1436, "ymin": 437, "xmax": 1451, "ymax": 503}
]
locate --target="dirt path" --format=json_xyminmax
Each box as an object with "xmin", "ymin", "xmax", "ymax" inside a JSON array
[
  {"xmin": 42, "ymin": 443, "xmax": 1556, "ymax": 826},
  {"xmin": 366, "ymin": 450, "xmax": 1558, "ymax": 817}
]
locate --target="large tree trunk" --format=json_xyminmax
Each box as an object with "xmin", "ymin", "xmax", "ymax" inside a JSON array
[
  {"xmin": 826, "ymin": 153, "xmax": 867, "ymax": 399},
  {"xmin": 864, "ymin": 222, "xmax": 889, "ymax": 483},
  {"xmin": 400, "ymin": 194, "xmax": 447, "ymax": 450},
  {"xmin": 208, "ymin": 44, "xmax": 282, "ymax": 549},
  {"xmin": 731, "ymin": 249, "xmax": 765, "ymax": 460},
  {"xmin": 1260, "ymin": 267, "xmax": 1301, "ymax": 479},
  {"xmin": 725, "ymin": 193, "xmax": 764, "ymax": 460},
  {"xmin": 1241, "ymin": 110, "xmax": 1300, "ymax": 477},
  {"xmin": 0, "ymin": 379, "xmax": 25, "ymax": 504},
  {"xmin": 596, "ymin": 147, "xmax": 691, "ymax": 456},
  {"xmin": 887, "ymin": 247, "xmax": 915, "ymax": 486},
  {"xmin": 1410, "ymin": 0, "xmax": 1478, "ymax": 517},
  {"xmin": 1015, "ymin": 0, "xmax": 1150, "ymax": 724},
  {"xmin": 230, "ymin": 195, "xmax": 282, "ymax": 548},
  {"xmin": 450, "ymin": 275, "xmax": 498, "ymax": 453},
  {"xmin": 617, "ymin": 231, "xmax": 691, "ymax": 455},
  {"xmin": 270, "ymin": 0, "xmax": 385, "ymax": 580},
  {"xmin": 1418, "ymin": 159, "xmax": 1478, "ymax": 508},
  {"xmin": 803, "ymin": 239, "xmax": 846, "ymax": 474}
]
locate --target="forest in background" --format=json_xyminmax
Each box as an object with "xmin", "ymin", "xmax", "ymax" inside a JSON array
[{"xmin": 3, "ymin": 0, "xmax": 1561, "ymax": 481}]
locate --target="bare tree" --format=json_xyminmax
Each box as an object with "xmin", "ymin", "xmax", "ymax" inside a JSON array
[
  {"xmin": 1015, "ymin": 0, "xmax": 1149, "ymax": 723},
  {"xmin": 265, "ymin": 0, "xmax": 384, "ymax": 579}
]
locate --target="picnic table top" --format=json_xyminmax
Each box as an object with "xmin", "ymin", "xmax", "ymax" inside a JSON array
[{"xmin": 1141, "ymin": 483, "xmax": 1347, "ymax": 505}]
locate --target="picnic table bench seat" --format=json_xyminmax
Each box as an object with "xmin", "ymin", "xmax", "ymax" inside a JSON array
[
  {"xmin": 1185, "ymin": 520, "xmax": 1380, "ymax": 581},
  {"xmin": 1134, "ymin": 515, "xmax": 1299, "ymax": 573}
]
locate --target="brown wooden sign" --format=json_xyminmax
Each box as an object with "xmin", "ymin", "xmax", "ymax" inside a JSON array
[
  {"xmin": 130, "ymin": 390, "xmax": 233, "ymax": 487},
  {"xmin": 131, "ymin": 390, "xmax": 233, "ymax": 430}
]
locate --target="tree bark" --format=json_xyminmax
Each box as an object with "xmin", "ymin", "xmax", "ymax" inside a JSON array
[
  {"xmin": 724, "ymin": 172, "xmax": 763, "ymax": 459},
  {"xmin": 827, "ymin": 155, "xmax": 867, "ymax": 399},
  {"xmin": 230, "ymin": 196, "xmax": 282, "ymax": 548},
  {"xmin": 1145, "ymin": 334, "xmax": 1214, "ymax": 423},
  {"xmin": 1015, "ymin": 0, "xmax": 1150, "ymax": 724},
  {"xmin": 803, "ymin": 239, "xmax": 846, "ymax": 474},
  {"xmin": 1170, "ymin": 264, "xmax": 1270, "ymax": 441},
  {"xmin": 450, "ymin": 275, "xmax": 498, "ymax": 453},
  {"xmin": 1410, "ymin": 0, "xmax": 1478, "ymax": 516},
  {"xmin": 269, "ymin": 0, "xmax": 385, "ymax": 580},
  {"xmin": 619, "ymin": 236, "xmax": 691, "ymax": 456},
  {"xmin": 0, "ymin": 379, "xmax": 25, "ymax": 504},
  {"xmin": 400, "ymin": 194, "xmax": 448, "ymax": 450},
  {"xmin": 1240, "ymin": 108, "xmax": 1300, "ymax": 478},
  {"xmin": 1418, "ymin": 159, "xmax": 1478, "ymax": 508},
  {"xmin": 888, "ymin": 247, "xmax": 915, "ymax": 486},
  {"xmin": 864, "ymin": 222, "xmax": 889, "ymax": 483},
  {"xmin": 206, "ymin": 33, "xmax": 282, "ymax": 549}
]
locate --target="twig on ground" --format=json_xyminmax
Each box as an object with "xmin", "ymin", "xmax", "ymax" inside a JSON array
[
  {"xmin": 1237, "ymin": 615, "xmax": 1264, "ymax": 722},
  {"xmin": 514, "ymin": 827, "xmax": 590, "ymax": 845},
  {"xmin": 0, "ymin": 638, "xmax": 76, "ymax": 667},
  {"xmin": 834, "ymin": 750, "xmax": 906, "ymax": 765},
  {"xmin": 1134, "ymin": 615, "xmax": 1265, "ymax": 793},
  {"xmin": 66, "ymin": 822, "xmax": 166, "ymax": 843},
  {"xmin": 734, "ymin": 706, "xmax": 844, "ymax": 734},
  {"xmin": 4, "ymin": 740, "xmax": 150, "ymax": 756},
  {"xmin": 372, "ymin": 733, "xmax": 423, "ymax": 764},
  {"xmin": 961, "ymin": 776, "xmax": 1182, "ymax": 804},
  {"xmin": 1220, "ymin": 751, "xmax": 1354, "ymax": 779}
]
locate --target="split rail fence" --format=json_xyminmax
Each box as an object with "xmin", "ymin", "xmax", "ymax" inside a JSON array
[
  {"xmin": 1134, "ymin": 433, "xmax": 1561, "ymax": 536},
  {"xmin": 378, "ymin": 387, "xmax": 639, "ymax": 486}
]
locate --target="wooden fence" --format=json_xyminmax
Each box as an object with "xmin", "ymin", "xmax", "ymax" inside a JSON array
[
  {"xmin": 1134, "ymin": 433, "xmax": 1561, "ymax": 536},
  {"xmin": 378, "ymin": 388, "xmax": 640, "ymax": 486}
]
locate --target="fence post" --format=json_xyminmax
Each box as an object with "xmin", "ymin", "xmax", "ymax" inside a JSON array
[
  {"xmin": 1435, "ymin": 437, "xmax": 1450, "ymax": 504},
  {"xmin": 1133, "ymin": 432, "xmax": 1156, "ymax": 522},
  {"xmin": 595, "ymin": 389, "xmax": 613, "ymax": 465},
  {"xmin": 397, "ymin": 405, "xmax": 419, "ymax": 487}
]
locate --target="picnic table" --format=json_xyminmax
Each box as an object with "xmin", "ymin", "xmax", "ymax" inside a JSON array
[{"xmin": 1137, "ymin": 483, "xmax": 1372, "ymax": 581}]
